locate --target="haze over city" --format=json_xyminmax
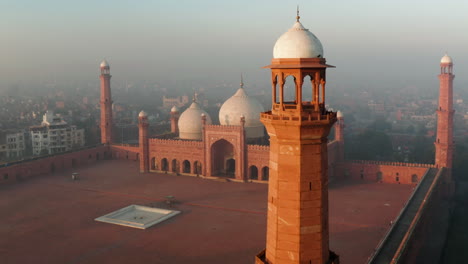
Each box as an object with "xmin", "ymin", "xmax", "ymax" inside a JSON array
[
  {"xmin": 1, "ymin": 1, "xmax": 468, "ymax": 263},
  {"xmin": 2, "ymin": 0, "xmax": 468, "ymax": 92}
]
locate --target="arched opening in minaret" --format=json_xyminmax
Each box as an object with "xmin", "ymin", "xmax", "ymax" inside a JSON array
[
  {"xmin": 249, "ymin": 165, "xmax": 258, "ymax": 180},
  {"xmin": 194, "ymin": 161, "xmax": 202, "ymax": 175},
  {"xmin": 182, "ymin": 160, "xmax": 191, "ymax": 173},
  {"xmin": 171, "ymin": 159, "xmax": 180, "ymax": 173},
  {"xmin": 50, "ymin": 163, "xmax": 56, "ymax": 174},
  {"xmin": 211, "ymin": 139, "xmax": 235, "ymax": 177},
  {"xmin": 283, "ymin": 75, "xmax": 297, "ymax": 103},
  {"xmin": 273, "ymin": 74, "xmax": 279, "ymax": 103},
  {"xmin": 161, "ymin": 158, "xmax": 169, "ymax": 172},
  {"xmin": 151, "ymin": 157, "xmax": 156, "ymax": 170},
  {"xmin": 96, "ymin": 153, "xmax": 100, "ymax": 161},
  {"xmin": 262, "ymin": 166, "xmax": 269, "ymax": 181},
  {"xmin": 72, "ymin": 159, "xmax": 77, "ymax": 168},
  {"xmin": 302, "ymin": 75, "xmax": 313, "ymax": 103}
]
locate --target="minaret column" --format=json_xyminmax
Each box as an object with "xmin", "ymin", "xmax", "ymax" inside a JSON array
[
  {"xmin": 138, "ymin": 111, "xmax": 149, "ymax": 173},
  {"xmin": 99, "ymin": 60, "xmax": 113, "ymax": 144},
  {"xmin": 435, "ymin": 54, "xmax": 455, "ymax": 169},
  {"xmin": 170, "ymin": 106, "xmax": 180, "ymax": 134}
]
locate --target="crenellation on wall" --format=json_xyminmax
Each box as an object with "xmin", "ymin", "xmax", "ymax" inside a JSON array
[
  {"xmin": 343, "ymin": 161, "xmax": 432, "ymax": 184},
  {"xmin": 149, "ymin": 138, "xmax": 203, "ymax": 147},
  {"xmin": 348, "ymin": 160, "xmax": 436, "ymax": 168}
]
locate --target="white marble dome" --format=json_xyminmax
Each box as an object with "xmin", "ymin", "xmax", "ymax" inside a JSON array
[
  {"xmin": 100, "ymin": 60, "xmax": 109, "ymax": 68},
  {"xmin": 441, "ymin": 54, "xmax": 453, "ymax": 64},
  {"xmin": 138, "ymin": 110, "xmax": 148, "ymax": 117},
  {"xmin": 219, "ymin": 87, "xmax": 265, "ymax": 138},
  {"xmin": 178, "ymin": 101, "xmax": 212, "ymax": 140},
  {"xmin": 171, "ymin": 106, "xmax": 179, "ymax": 112},
  {"xmin": 273, "ymin": 20, "xmax": 323, "ymax": 59}
]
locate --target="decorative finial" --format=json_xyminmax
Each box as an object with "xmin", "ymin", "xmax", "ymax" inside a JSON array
[
  {"xmin": 296, "ymin": 5, "xmax": 300, "ymax": 22},
  {"xmin": 240, "ymin": 73, "xmax": 244, "ymax": 88},
  {"xmin": 193, "ymin": 92, "xmax": 198, "ymax": 102}
]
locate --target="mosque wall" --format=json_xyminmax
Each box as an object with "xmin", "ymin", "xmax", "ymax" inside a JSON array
[
  {"xmin": 109, "ymin": 144, "xmax": 140, "ymax": 160},
  {"xmin": 247, "ymin": 145, "xmax": 270, "ymax": 181},
  {"xmin": 343, "ymin": 161, "xmax": 436, "ymax": 184},
  {"xmin": 148, "ymin": 138, "xmax": 204, "ymax": 174},
  {"xmin": 395, "ymin": 168, "xmax": 451, "ymax": 263},
  {"xmin": 0, "ymin": 145, "xmax": 109, "ymax": 185},
  {"xmin": 368, "ymin": 168, "xmax": 451, "ymax": 264}
]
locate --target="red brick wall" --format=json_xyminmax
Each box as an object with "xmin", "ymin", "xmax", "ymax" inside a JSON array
[
  {"xmin": 343, "ymin": 161, "xmax": 435, "ymax": 184},
  {"xmin": 0, "ymin": 145, "xmax": 109, "ymax": 185},
  {"xmin": 109, "ymin": 144, "xmax": 140, "ymax": 161}
]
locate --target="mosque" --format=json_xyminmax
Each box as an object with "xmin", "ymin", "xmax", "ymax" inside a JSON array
[{"xmin": 0, "ymin": 11, "xmax": 455, "ymax": 264}]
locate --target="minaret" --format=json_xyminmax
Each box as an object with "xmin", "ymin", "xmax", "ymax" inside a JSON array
[
  {"xmin": 138, "ymin": 110, "xmax": 149, "ymax": 173},
  {"xmin": 99, "ymin": 60, "xmax": 113, "ymax": 144},
  {"xmin": 256, "ymin": 10, "xmax": 339, "ymax": 264},
  {"xmin": 170, "ymin": 106, "xmax": 180, "ymax": 134},
  {"xmin": 335, "ymin": 110, "xmax": 345, "ymax": 161},
  {"xmin": 435, "ymin": 54, "xmax": 455, "ymax": 169}
]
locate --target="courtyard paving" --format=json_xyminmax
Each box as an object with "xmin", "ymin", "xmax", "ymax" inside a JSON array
[{"xmin": 0, "ymin": 160, "xmax": 414, "ymax": 263}]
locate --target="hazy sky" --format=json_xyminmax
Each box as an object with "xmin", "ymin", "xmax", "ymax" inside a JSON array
[{"xmin": 2, "ymin": 0, "xmax": 467, "ymax": 92}]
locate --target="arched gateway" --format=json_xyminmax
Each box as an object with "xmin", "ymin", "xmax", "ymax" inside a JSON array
[{"xmin": 211, "ymin": 139, "xmax": 235, "ymax": 177}]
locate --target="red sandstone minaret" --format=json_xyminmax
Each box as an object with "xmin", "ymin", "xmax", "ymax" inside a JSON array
[
  {"xmin": 170, "ymin": 106, "xmax": 180, "ymax": 134},
  {"xmin": 335, "ymin": 111, "xmax": 345, "ymax": 161},
  {"xmin": 256, "ymin": 10, "xmax": 339, "ymax": 264},
  {"xmin": 99, "ymin": 60, "xmax": 113, "ymax": 144},
  {"xmin": 435, "ymin": 54, "xmax": 455, "ymax": 169},
  {"xmin": 138, "ymin": 110, "xmax": 149, "ymax": 173}
]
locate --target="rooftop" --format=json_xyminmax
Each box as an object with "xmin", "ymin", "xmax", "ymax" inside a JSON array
[{"xmin": 0, "ymin": 160, "xmax": 414, "ymax": 263}]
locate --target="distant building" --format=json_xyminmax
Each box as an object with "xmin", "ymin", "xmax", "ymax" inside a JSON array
[
  {"xmin": 29, "ymin": 111, "xmax": 85, "ymax": 155},
  {"xmin": 0, "ymin": 130, "xmax": 27, "ymax": 160},
  {"xmin": 162, "ymin": 95, "xmax": 189, "ymax": 108}
]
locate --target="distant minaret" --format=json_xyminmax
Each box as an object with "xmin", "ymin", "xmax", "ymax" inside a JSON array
[
  {"xmin": 138, "ymin": 110, "xmax": 149, "ymax": 173},
  {"xmin": 99, "ymin": 60, "xmax": 113, "ymax": 144},
  {"xmin": 435, "ymin": 54, "xmax": 454, "ymax": 169},
  {"xmin": 170, "ymin": 106, "xmax": 180, "ymax": 134},
  {"xmin": 335, "ymin": 110, "xmax": 345, "ymax": 161}
]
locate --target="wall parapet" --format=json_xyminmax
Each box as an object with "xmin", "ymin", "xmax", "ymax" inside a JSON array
[
  {"xmin": 150, "ymin": 138, "xmax": 203, "ymax": 147},
  {"xmin": 367, "ymin": 168, "xmax": 443, "ymax": 263},
  {"xmin": 348, "ymin": 160, "xmax": 436, "ymax": 168},
  {"xmin": 205, "ymin": 124, "xmax": 242, "ymax": 132},
  {"xmin": 247, "ymin": 145, "xmax": 270, "ymax": 151},
  {"xmin": 0, "ymin": 144, "xmax": 104, "ymax": 168}
]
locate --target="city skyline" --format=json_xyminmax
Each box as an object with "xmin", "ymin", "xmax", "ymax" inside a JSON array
[{"xmin": 2, "ymin": 0, "xmax": 468, "ymax": 92}]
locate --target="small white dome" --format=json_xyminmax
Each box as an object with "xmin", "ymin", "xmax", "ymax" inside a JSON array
[
  {"xmin": 138, "ymin": 110, "xmax": 147, "ymax": 117},
  {"xmin": 219, "ymin": 87, "xmax": 265, "ymax": 138},
  {"xmin": 441, "ymin": 54, "xmax": 453, "ymax": 64},
  {"xmin": 178, "ymin": 101, "xmax": 212, "ymax": 140},
  {"xmin": 100, "ymin": 60, "xmax": 109, "ymax": 68},
  {"xmin": 273, "ymin": 21, "xmax": 323, "ymax": 59},
  {"xmin": 337, "ymin": 110, "xmax": 343, "ymax": 118},
  {"xmin": 171, "ymin": 106, "xmax": 179, "ymax": 112}
]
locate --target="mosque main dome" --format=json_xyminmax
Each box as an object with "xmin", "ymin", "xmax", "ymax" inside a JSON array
[
  {"xmin": 273, "ymin": 18, "xmax": 323, "ymax": 59},
  {"xmin": 219, "ymin": 81, "xmax": 265, "ymax": 138},
  {"xmin": 178, "ymin": 100, "xmax": 212, "ymax": 140}
]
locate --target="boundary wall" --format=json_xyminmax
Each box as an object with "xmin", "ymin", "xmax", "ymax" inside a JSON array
[
  {"xmin": 0, "ymin": 145, "xmax": 109, "ymax": 185},
  {"xmin": 343, "ymin": 160, "xmax": 436, "ymax": 185}
]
